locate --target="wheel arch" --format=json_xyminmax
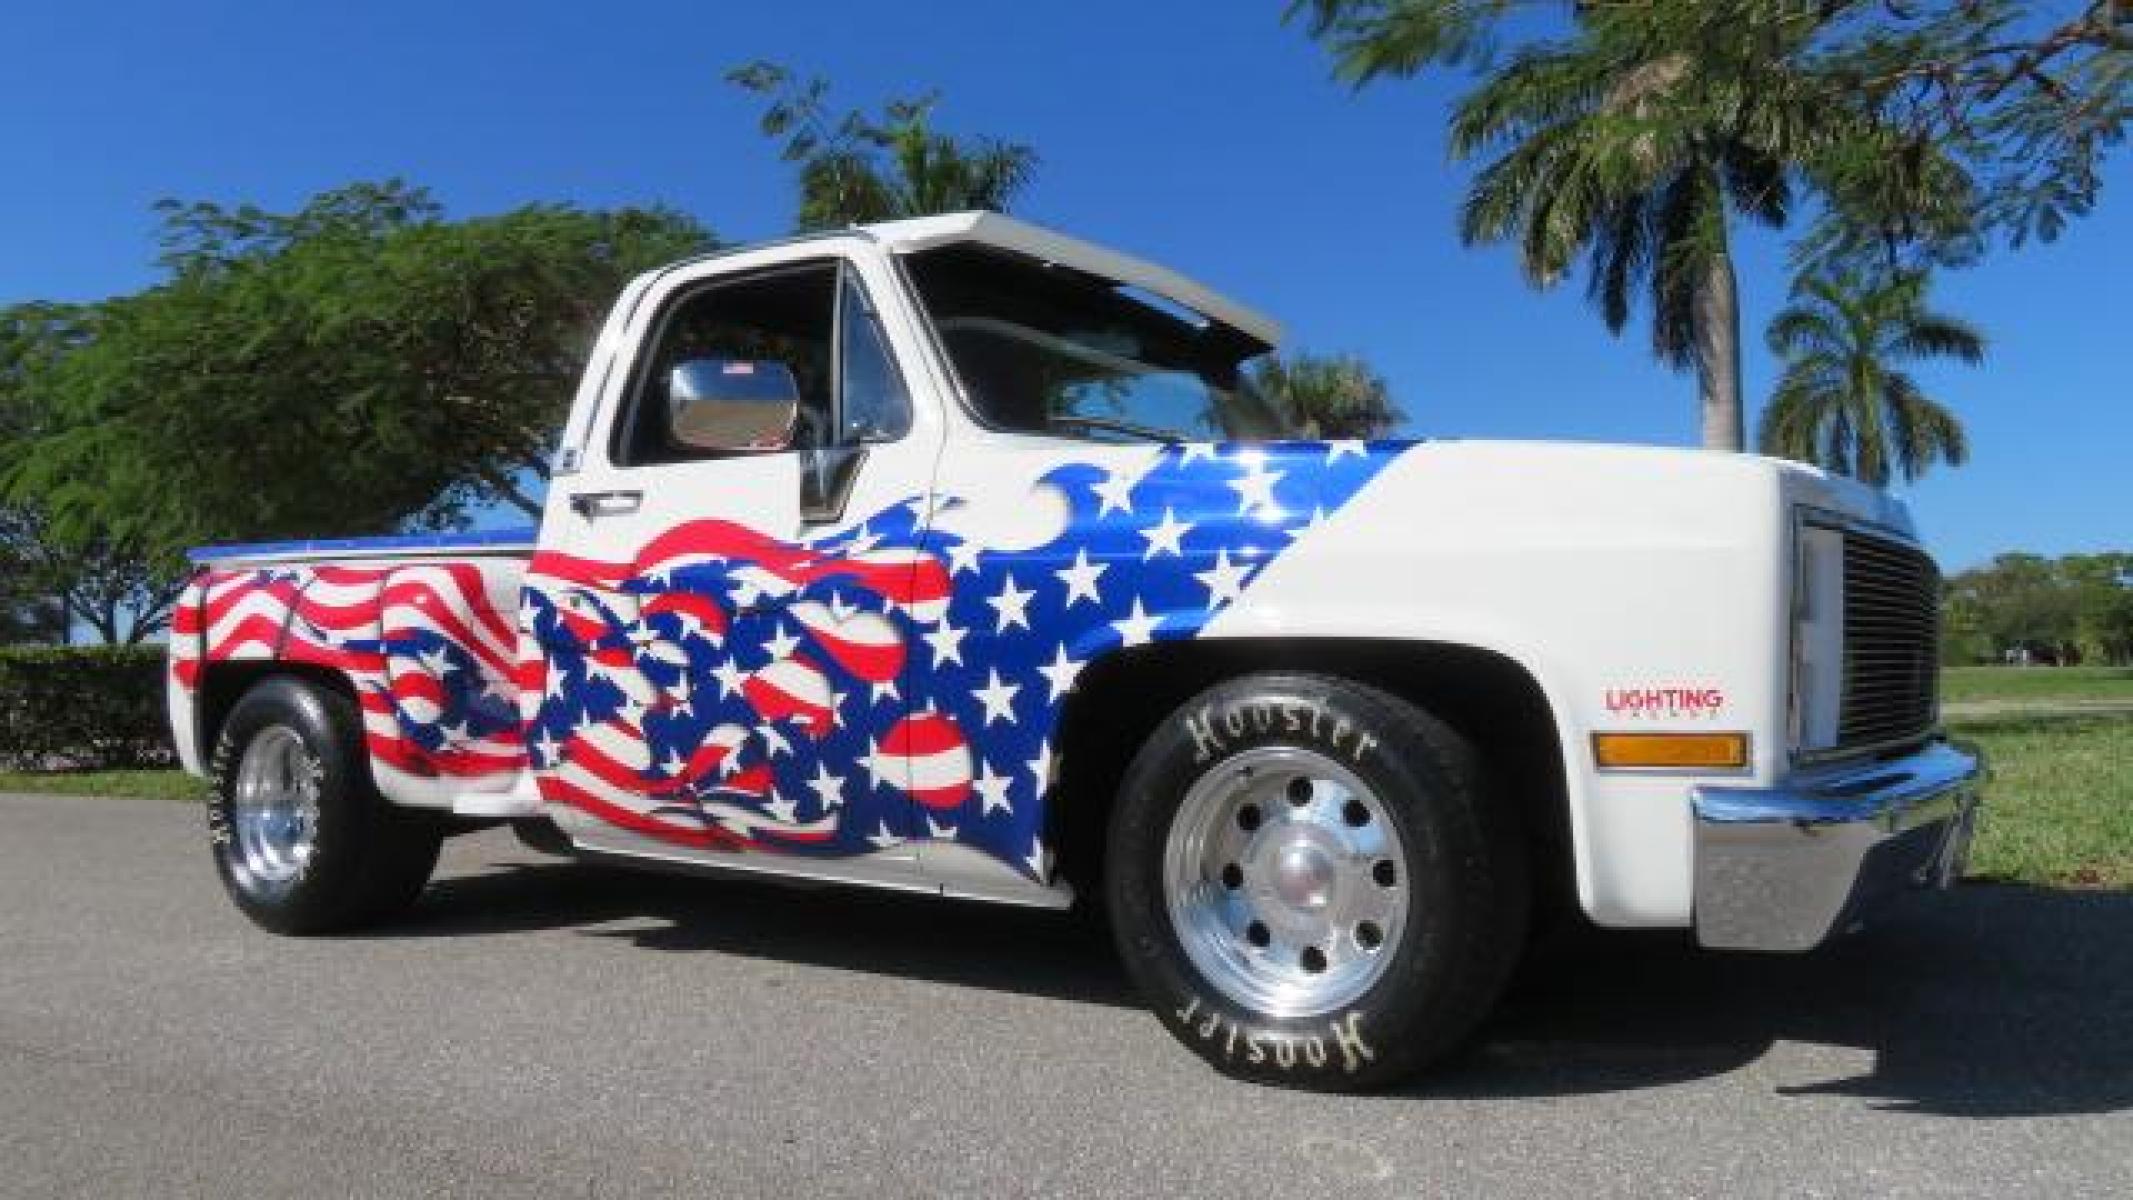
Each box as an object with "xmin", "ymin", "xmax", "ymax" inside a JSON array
[
  {"xmin": 1050, "ymin": 638, "xmax": 1579, "ymax": 922},
  {"xmin": 195, "ymin": 661, "xmax": 365, "ymax": 771}
]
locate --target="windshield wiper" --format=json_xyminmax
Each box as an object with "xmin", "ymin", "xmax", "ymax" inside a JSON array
[{"xmin": 1049, "ymin": 415, "xmax": 1181, "ymax": 444}]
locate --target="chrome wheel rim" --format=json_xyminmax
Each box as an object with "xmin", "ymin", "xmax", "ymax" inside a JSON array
[
  {"xmin": 231, "ymin": 725, "xmax": 321, "ymax": 893},
  {"xmin": 1163, "ymin": 747, "xmax": 1410, "ymax": 1018}
]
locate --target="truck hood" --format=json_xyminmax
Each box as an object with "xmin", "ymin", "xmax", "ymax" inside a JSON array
[{"xmin": 1347, "ymin": 438, "xmax": 1916, "ymax": 543}]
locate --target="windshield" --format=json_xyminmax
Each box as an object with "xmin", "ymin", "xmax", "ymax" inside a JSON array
[{"xmin": 901, "ymin": 242, "xmax": 1293, "ymax": 443}]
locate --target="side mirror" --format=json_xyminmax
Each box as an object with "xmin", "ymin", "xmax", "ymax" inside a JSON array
[{"xmin": 667, "ymin": 358, "xmax": 799, "ymax": 453}]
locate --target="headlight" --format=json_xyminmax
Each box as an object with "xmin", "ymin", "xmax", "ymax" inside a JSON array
[{"xmin": 1791, "ymin": 520, "xmax": 1846, "ymax": 756}]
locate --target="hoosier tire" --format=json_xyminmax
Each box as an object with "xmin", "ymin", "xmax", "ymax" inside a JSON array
[
  {"xmin": 1105, "ymin": 673, "xmax": 1528, "ymax": 1090},
  {"xmin": 207, "ymin": 676, "xmax": 442, "ymax": 935}
]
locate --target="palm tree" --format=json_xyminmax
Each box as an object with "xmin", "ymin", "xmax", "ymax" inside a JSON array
[
  {"xmin": 1447, "ymin": 7, "xmax": 1852, "ymax": 452},
  {"xmin": 1295, "ymin": 3, "xmax": 1881, "ymax": 451},
  {"xmin": 1251, "ymin": 353, "xmax": 1405, "ymax": 438},
  {"xmin": 729, "ymin": 63, "xmax": 1037, "ymax": 230},
  {"xmin": 1758, "ymin": 270, "xmax": 1981, "ymax": 486}
]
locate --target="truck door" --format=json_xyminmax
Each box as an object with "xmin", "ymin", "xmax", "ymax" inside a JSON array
[{"xmin": 526, "ymin": 250, "xmax": 944, "ymax": 881}]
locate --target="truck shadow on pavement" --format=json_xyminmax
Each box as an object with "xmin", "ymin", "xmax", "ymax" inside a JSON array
[
  {"xmin": 396, "ymin": 852, "xmax": 2131, "ymax": 1118},
  {"xmin": 1421, "ymin": 885, "xmax": 2133, "ymax": 1117}
]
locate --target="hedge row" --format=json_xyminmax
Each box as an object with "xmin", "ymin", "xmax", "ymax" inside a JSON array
[{"xmin": 0, "ymin": 645, "xmax": 174, "ymax": 770}]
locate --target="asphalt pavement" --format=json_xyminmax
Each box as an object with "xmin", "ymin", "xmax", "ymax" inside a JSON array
[{"xmin": 2, "ymin": 791, "xmax": 2127, "ymax": 1198}]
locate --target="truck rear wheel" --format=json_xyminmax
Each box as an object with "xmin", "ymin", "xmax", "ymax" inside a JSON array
[
  {"xmin": 207, "ymin": 676, "xmax": 442, "ymax": 934},
  {"xmin": 1104, "ymin": 673, "xmax": 1527, "ymax": 1090}
]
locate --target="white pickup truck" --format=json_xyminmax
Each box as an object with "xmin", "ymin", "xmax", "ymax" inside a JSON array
[{"xmin": 169, "ymin": 212, "xmax": 1981, "ymax": 1089}]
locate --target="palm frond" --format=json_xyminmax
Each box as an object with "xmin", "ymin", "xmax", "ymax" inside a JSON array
[{"xmin": 1886, "ymin": 313, "xmax": 1986, "ymax": 365}]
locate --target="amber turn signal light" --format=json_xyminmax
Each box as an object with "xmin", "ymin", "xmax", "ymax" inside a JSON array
[{"xmin": 1592, "ymin": 732, "xmax": 1750, "ymax": 770}]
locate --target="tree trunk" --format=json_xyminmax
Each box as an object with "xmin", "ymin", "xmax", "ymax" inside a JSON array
[{"xmin": 1693, "ymin": 249, "xmax": 1745, "ymax": 452}]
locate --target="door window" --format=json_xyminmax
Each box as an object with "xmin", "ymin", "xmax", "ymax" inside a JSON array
[
  {"xmin": 837, "ymin": 268, "xmax": 913, "ymax": 443},
  {"xmin": 614, "ymin": 263, "xmax": 837, "ymax": 468}
]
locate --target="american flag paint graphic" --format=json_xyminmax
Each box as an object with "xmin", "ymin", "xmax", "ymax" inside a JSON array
[
  {"xmin": 175, "ymin": 441, "xmax": 1406, "ymax": 882},
  {"xmin": 174, "ymin": 561, "xmax": 527, "ymax": 786},
  {"xmin": 520, "ymin": 440, "xmax": 1403, "ymax": 877}
]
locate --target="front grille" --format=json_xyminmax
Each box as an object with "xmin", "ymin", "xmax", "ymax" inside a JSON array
[{"xmin": 1837, "ymin": 531, "xmax": 1941, "ymax": 751}]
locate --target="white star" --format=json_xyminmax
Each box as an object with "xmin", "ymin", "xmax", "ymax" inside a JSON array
[
  {"xmin": 973, "ymin": 759, "xmax": 1013, "ymax": 815},
  {"xmin": 532, "ymin": 729, "xmax": 560, "ymax": 767},
  {"xmin": 1179, "ymin": 442, "xmax": 1218, "ymax": 463},
  {"xmin": 763, "ymin": 792, "xmax": 798, "ymax": 824},
  {"xmin": 923, "ymin": 619, "xmax": 968, "ymax": 668},
  {"xmin": 711, "ymin": 658, "xmax": 747, "ymax": 699},
  {"xmin": 871, "ymin": 678, "xmax": 901, "ymax": 706},
  {"xmin": 1091, "ymin": 467, "xmax": 1138, "ymax": 516},
  {"xmin": 542, "ymin": 663, "xmax": 570, "ymax": 700},
  {"xmin": 1113, "ymin": 598, "xmax": 1162, "ymax": 647},
  {"xmin": 418, "ymin": 645, "xmax": 457, "ymax": 675},
  {"xmin": 974, "ymin": 668, "xmax": 1021, "ymax": 727},
  {"xmin": 1037, "ymin": 643, "xmax": 1083, "ymax": 702},
  {"xmin": 1026, "ymin": 739, "xmax": 1054, "ymax": 799},
  {"xmin": 1228, "ymin": 461, "xmax": 1286, "ymax": 517},
  {"xmin": 1025, "ymin": 837, "xmax": 1050, "ymax": 879},
  {"xmin": 866, "ymin": 821, "xmax": 903, "ymax": 850},
  {"xmin": 1140, "ymin": 508, "xmax": 1192, "ymax": 559},
  {"xmin": 926, "ymin": 814, "xmax": 957, "ymax": 840},
  {"xmin": 1194, "ymin": 547, "xmax": 1251, "ymax": 609},
  {"xmin": 861, "ymin": 739, "xmax": 896, "ymax": 790},
  {"xmin": 1327, "ymin": 439, "xmax": 1368, "ymax": 461},
  {"xmin": 946, "ymin": 539, "xmax": 985, "ymax": 577},
  {"xmin": 807, "ymin": 761, "xmax": 846, "ymax": 810},
  {"xmin": 764, "ymin": 623, "xmax": 801, "ymax": 662},
  {"xmin": 756, "ymin": 723, "xmax": 793, "ymax": 759},
  {"xmin": 1055, "ymin": 548, "xmax": 1107, "ymax": 608},
  {"xmin": 661, "ymin": 747, "xmax": 687, "ymax": 777},
  {"xmin": 987, "ymin": 572, "xmax": 1035, "ymax": 633}
]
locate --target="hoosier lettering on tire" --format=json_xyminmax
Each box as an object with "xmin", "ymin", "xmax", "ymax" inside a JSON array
[{"xmin": 1104, "ymin": 673, "xmax": 1528, "ymax": 1090}]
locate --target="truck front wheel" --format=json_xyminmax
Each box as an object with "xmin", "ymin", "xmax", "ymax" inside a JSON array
[
  {"xmin": 207, "ymin": 676, "xmax": 442, "ymax": 934},
  {"xmin": 1105, "ymin": 673, "xmax": 1527, "ymax": 1089}
]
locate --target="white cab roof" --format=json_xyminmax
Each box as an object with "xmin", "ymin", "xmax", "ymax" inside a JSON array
[{"xmin": 864, "ymin": 211, "xmax": 1285, "ymax": 348}]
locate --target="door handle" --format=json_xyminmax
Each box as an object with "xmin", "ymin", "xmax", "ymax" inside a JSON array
[{"xmin": 569, "ymin": 489, "xmax": 642, "ymax": 518}]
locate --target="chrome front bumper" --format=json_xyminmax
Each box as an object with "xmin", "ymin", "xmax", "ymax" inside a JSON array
[{"xmin": 1691, "ymin": 740, "xmax": 1983, "ymax": 952}]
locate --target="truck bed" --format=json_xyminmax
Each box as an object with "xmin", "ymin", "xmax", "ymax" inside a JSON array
[{"xmin": 170, "ymin": 536, "xmax": 536, "ymax": 808}]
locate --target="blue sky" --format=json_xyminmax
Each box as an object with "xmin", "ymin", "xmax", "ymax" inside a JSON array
[{"xmin": 5, "ymin": 0, "xmax": 2125, "ymax": 570}]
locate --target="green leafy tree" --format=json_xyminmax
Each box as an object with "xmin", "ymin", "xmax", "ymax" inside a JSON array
[
  {"xmin": 729, "ymin": 62, "xmax": 1038, "ymax": 230},
  {"xmin": 1758, "ymin": 269, "xmax": 1982, "ymax": 486},
  {"xmin": 1942, "ymin": 551, "xmax": 2133, "ymax": 666},
  {"xmin": 2065, "ymin": 553, "xmax": 2133, "ymax": 666},
  {"xmin": 1, "ymin": 182, "xmax": 713, "ymax": 570},
  {"xmin": 0, "ymin": 507, "xmax": 181, "ymax": 644},
  {"xmin": 1291, "ymin": 1, "xmax": 2130, "ymax": 445},
  {"xmin": 1251, "ymin": 352, "xmax": 1405, "ymax": 438},
  {"xmin": 0, "ymin": 523, "xmax": 67, "ymax": 644}
]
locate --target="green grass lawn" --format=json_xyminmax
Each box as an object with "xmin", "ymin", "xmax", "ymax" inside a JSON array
[
  {"xmin": 1942, "ymin": 665, "xmax": 2133, "ymax": 706},
  {"xmin": 0, "ymin": 769, "xmax": 206, "ymax": 801},
  {"xmin": 1949, "ymin": 709, "xmax": 2132, "ymax": 889}
]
